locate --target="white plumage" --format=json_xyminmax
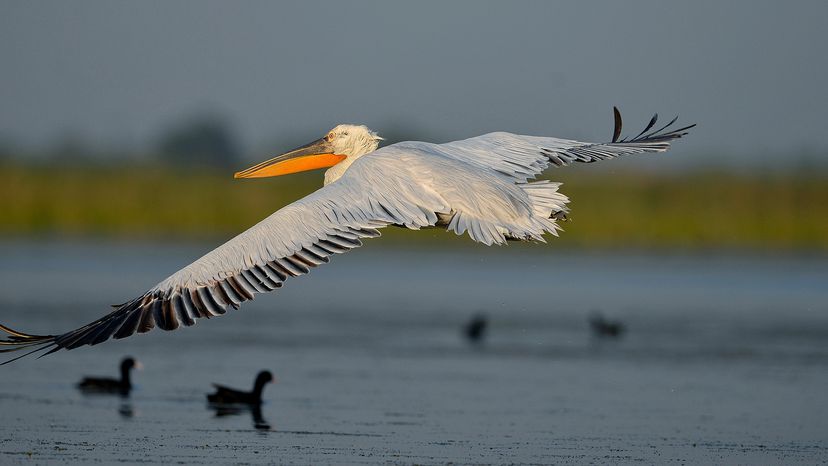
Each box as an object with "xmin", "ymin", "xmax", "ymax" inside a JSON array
[{"xmin": 0, "ymin": 108, "xmax": 692, "ymax": 362}]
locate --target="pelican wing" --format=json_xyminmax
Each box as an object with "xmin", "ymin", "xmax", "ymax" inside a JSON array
[
  {"xmin": 0, "ymin": 161, "xmax": 447, "ymax": 362},
  {"xmin": 1, "ymin": 107, "xmax": 692, "ymax": 363},
  {"xmin": 424, "ymin": 108, "xmax": 694, "ymax": 182}
]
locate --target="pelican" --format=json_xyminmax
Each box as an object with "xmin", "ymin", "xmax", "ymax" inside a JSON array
[{"xmin": 0, "ymin": 108, "xmax": 693, "ymax": 363}]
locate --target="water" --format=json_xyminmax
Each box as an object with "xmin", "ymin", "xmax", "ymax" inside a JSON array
[{"xmin": 0, "ymin": 240, "xmax": 826, "ymax": 464}]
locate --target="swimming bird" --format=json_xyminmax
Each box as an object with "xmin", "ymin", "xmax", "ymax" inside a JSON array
[
  {"xmin": 77, "ymin": 357, "xmax": 141, "ymax": 395},
  {"xmin": 464, "ymin": 314, "xmax": 488, "ymax": 344},
  {"xmin": 0, "ymin": 108, "xmax": 693, "ymax": 362},
  {"xmin": 588, "ymin": 311, "xmax": 626, "ymax": 338},
  {"xmin": 207, "ymin": 370, "xmax": 274, "ymax": 405}
]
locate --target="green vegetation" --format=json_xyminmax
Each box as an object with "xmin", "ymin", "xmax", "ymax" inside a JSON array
[{"xmin": 1, "ymin": 162, "xmax": 826, "ymax": 250}]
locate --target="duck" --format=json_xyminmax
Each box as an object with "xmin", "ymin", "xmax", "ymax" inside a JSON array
[
  {"xmin": 77, "ymin": 357, "xmax": 141, "ymax": 395},
  {"xmin": 207, "ymin": 370, "xmax": 274, "ymax": 405}
]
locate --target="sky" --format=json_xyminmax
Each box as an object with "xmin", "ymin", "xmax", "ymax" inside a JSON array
[{"xmin": 1, "ymin": 0, "xmax": 827, "ymax": 168}]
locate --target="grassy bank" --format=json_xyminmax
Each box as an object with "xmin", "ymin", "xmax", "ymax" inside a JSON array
[{"xmin": 2, "ymin": 162, "xmax": 826, "ymax": 250}]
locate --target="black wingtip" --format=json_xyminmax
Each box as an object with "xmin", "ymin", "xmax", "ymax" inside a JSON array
[
  {"xmin": 609, "ymin": 107, "xmax": 695, "ymax": 144},
  {"xmin": 0, "ymin": 323, "xmax": 58, "ymax": 365},
  {"xmin": 0, "ymin": 342, "xmax": 55, "ymax": 365},
  {"xmin": 633, "ymin": 113, "xmax": 659, "ymax": 140},
  {"xmin": 0, "ymin": 323, "xmax": 52, "ymax": 340},
  {"xmin": 612, "ymin": 107, "xmax": 622, "ymax": 143},
  {"xmin": 672, "ymin": 123, "xmax": 697, "ymax": 134}
]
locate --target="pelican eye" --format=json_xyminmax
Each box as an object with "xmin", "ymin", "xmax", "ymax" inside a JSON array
[{"xmin": 326, "ymin": 132, "xmax": 336, "ymax": 142}]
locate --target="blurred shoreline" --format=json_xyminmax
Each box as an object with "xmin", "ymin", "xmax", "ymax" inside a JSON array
[{"xmin": 2, "ymin": 161, "xmax": 826, "ymax": 251}]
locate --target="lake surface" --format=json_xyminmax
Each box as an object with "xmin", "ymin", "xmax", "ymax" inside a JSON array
[{"xmin": 0, "ymin": 240, "xmax": 826, "ymax": 464}]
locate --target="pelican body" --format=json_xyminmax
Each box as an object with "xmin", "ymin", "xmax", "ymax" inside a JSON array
[{"xmin": 0, "ymin": 108, "xmax": 693, "ymax": 362}]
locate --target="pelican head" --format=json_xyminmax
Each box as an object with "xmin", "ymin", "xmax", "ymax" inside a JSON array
[{"xmin": 234, "ymin": 124, "xmax": 382, "ymax": 183}]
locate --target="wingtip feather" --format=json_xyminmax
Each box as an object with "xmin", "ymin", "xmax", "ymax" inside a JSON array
[{"xmin": 612, "ymin": 106, "xmax": 622, "ymax": 143}]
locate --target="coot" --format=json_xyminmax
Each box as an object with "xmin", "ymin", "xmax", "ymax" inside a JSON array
[
  {"xmin": 77, "ymin": 357, "xmax": 141, "ymax": 395},
  {"xmin": 207, "ymin": 370, "xmax": 274, "ymax": 405}
]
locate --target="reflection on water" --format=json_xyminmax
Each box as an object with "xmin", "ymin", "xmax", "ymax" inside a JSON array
[
  {"xmin": 118, "ymin": 401, "xmax": 134, "ymax": 419},
  {"xmin": 79, "ymin": 388, "xmax": 130, "ymax": 398},
  {"xmin": 209, "ymin": 403, "xmax": 270, "ymax": 431}
]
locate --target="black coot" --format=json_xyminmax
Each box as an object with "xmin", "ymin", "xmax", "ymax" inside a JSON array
[
  {"xmin": 464, "ymin": 314, "xmax": 488, "ymax": 343},
  {"xmin": 77, "ymin": 357, "xmax": 140, "ymax": 395},
  {"xmin": 589, "ymin": 311, "xmax": 626, "ymax": 338},
  {"xmin": 207, "ymin": 370, "xmax": 274, "ymax": 405}
]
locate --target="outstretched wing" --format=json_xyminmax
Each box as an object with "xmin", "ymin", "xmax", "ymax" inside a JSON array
[
  {"xmin": 1, "ymin": 107, "xmax": 693, "ymax": 363},
  {"xmin": 420, "ymin": 107, "xmax": 694, "ymax": 182},
  {"xmin": 0, "ymin": 160, "xmax": 447, "ymax": 363}
]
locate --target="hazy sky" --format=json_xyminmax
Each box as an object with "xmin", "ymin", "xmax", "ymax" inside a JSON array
[{"xmin": 2, "ymin": 0, "xmax": 827, "ymax": 167}]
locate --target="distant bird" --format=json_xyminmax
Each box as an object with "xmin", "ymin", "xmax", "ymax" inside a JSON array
[
  {"xmin": 588, "ymin": 311, "xmax": 626, "ymax": 338},
  {"xmin": 464, "ymin": 314, "xmax": 488, "ymax": 343},
  {"xmin": 207, "ymin": 370, "xmax": 274, "ymax": 405},
  {"xmin": 77, "ymin": 357, "xmax": 141, "ymax": 395},
  {"xmin": 0, "ymin": 108, "xmax": 693, "ymax": 362}
]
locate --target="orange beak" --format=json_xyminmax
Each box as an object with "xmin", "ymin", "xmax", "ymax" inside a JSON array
[{"xmin": 234, "ymin": 137, "xmax": 346, "ymax": 179}]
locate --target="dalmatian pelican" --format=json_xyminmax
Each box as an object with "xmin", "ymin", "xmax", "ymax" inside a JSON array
[{"xmin": 0, "ymin": 108, "xmax": 693, "ymax": 363}]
